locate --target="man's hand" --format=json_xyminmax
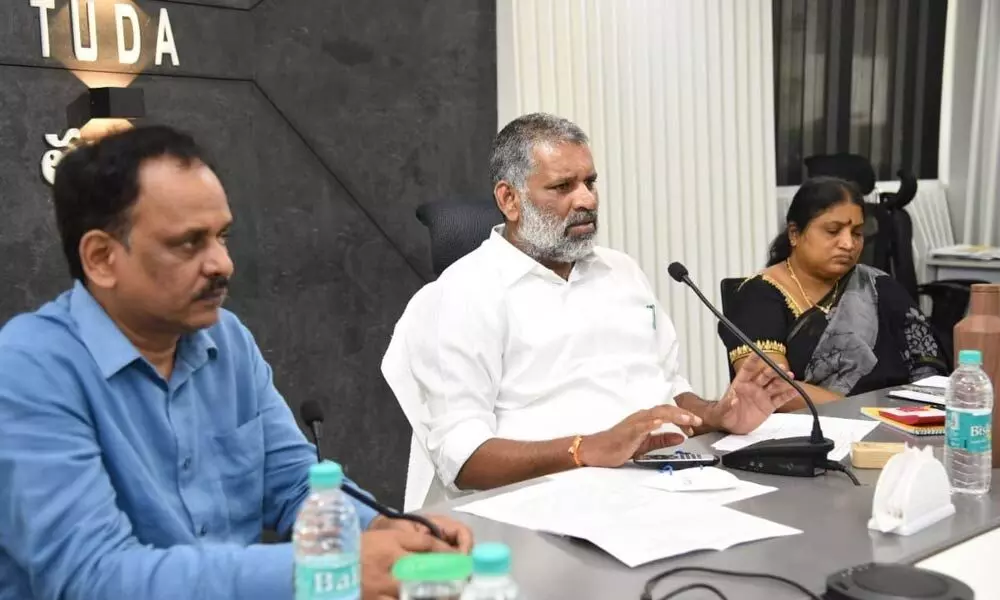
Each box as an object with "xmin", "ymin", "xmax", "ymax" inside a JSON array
[
  {"xmin": 708, "ymin": 354, "xmax": 798, "ymax": 434},
  {"xmin": 369, "ymin": 514, "xmax": 474, "ymax": 553},
  {"xmin": 360, "ymin": 529, "xmax": 456, "ymax": 600},
  {"xmin": 579, "ymin": 406, "xmax": 702, "ymax": 467}
]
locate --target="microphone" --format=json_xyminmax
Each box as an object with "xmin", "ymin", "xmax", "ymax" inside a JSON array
[
  {"xmin": 299, "ymin": 400, "xmax": 446, "ymax": 540},
  {"xmin": 667, "ymin": 262, "xmax": 851, "ymax": 482}
]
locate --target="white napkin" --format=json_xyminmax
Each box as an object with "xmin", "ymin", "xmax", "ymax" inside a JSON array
[{"xmin": 648, "ymin": 467, "xmax": 741, "ymax": 492}]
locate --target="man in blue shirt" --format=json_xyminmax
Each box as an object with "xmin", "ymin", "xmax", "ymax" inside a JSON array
[{"xmin": 0, "ymin": 126, "xmax": 471, "ymax": 600}]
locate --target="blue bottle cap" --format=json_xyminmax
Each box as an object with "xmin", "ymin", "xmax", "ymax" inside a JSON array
[
  {"xmin": 309, "ymin": 461, "xmax": 344, "ymax": 490},
  {"xmin": 958, "ymin": 349, "xmax": 983, "ymax": 366},
  {"xmin": 471, "ymin": 542, "xmax": 511, "ymax": 576}
]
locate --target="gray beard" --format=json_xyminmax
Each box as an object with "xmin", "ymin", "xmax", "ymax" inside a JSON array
[{"xmin": 515, "ymin": 192, "xmax": 597, "ymax": 263}]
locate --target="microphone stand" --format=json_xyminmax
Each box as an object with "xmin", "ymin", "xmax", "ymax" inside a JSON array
[
  {"xmin": 305, "ymin": 421, "xmax": 446, "ymax": 541},
  {"xmin": 669, "ymin": 263, "xmax": 857, "ymax": 484}
]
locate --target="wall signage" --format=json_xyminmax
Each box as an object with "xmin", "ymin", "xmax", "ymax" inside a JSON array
[
  {"xmin": 41, "ymin": 129, "xmax": 81, "ymax": 186},
  {"xmin": 28, "ymin": 0, "xmax": 180, "ymax": 67}
]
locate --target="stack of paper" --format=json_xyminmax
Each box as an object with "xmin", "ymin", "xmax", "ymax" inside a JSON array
[
  {"xmin": 931, "ymin": 244, "xmax": 1000, "ymax": 260},
  {"xmin": 711, "ymin": 413, "xmax": 879, "ymax": 461},
  {"xmin": 887, "ymin": 375, "xmax": 948, "ymax": 405},
  {"xmin": 455, "ymin": 468, "xmax": 800, "ymax": 567}
]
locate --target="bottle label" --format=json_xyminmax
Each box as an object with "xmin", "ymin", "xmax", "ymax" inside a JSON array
[
  {"xmin": 295, "ymin": 554, "xmax": 360, "ymax": 600},
  {"xmin": 946, "ymin": 408, "xmax": 992, "ymax": 454}
]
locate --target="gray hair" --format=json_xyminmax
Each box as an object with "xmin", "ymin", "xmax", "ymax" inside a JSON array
[{"xmin": 489, "ymin": 113, "xmax": 589, "ymax": 190}]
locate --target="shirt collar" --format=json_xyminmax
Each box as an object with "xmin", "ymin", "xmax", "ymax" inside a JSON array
[
  {"xmin": 69, "ymin": 281, "xmax": 218, "ymax": 380},
  {"xmin": 486, "ymin": 225, "xmax": 609, "ymax": 286}
]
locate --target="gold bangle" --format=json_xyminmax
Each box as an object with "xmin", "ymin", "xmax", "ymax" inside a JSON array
[{"xmin": 569, "ymin": 435, "xmax": 585, "ymax": 467}]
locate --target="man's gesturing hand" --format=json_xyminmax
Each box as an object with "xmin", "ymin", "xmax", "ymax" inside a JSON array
[
  {"xmin": 578, "ymin": 406, "xmax": 702, "ymax": 467},
  {"xmin": 709, "ymin": 354, "xmax": 799, "ymax": 434}
]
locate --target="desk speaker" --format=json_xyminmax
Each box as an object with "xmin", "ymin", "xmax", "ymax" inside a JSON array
[{"xmin": 825, "ymin": 563, "xmax": 973, "ymax": 599}]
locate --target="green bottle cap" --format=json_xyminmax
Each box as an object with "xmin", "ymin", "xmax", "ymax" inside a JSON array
[{"xmin": 392, "ymin": 553, "xmax": 473, "ymax": 582}]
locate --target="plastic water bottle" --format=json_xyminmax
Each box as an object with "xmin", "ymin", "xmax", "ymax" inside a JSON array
[
  {"xmin": 294, "ymin": 462, "xmax": 362, "ymax": 599},
  {"xmin": 394, "ymin": 553, "xmax": 472, "ymax": 599},
  {"xmin": 462, "ymin": 543, "xmax": 520, "ymax": 600},
  {"xmin": 944, "ymin": 350, "xmax": 993, "ymax": 496}
]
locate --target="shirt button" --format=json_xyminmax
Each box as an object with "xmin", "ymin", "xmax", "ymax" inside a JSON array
[
  {"xmin": 198, "ymin": 525, "xmax": 208, "ymax": 537},
  {"xmin": 181, "ymin": 457, "xmax": 191, "ymax": 470}
]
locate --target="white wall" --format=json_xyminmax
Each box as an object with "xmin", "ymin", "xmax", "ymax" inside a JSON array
[
  {"xmin": 941, "ymin": 0, "xmax": 1000, "ymax": 245},
  {"xmin": 497, "ymin": 0, "xmax": 779, "ymax": 398}
]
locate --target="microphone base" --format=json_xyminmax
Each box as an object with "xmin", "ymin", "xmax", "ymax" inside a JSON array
[{"xmin": 721, "ymin": 436, "xmax": 836, "ymax": 477}]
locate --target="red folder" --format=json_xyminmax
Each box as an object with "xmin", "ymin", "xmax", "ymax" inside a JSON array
[{"xmin": 878, "ymin": 406, "xmax": 946, "ymax": 426}]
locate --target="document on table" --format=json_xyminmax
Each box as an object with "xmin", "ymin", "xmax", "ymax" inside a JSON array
[
  {"xmin": 930, "ymin": 244, "xmax": 1000, "ymax": 260},
  {"xmin": 546, "ymin": 466, "xmax": 778, "ymax": 506},
  {"xmin": 455, "ymin": 469, "xmax": 800, "ymax": 567},
  {"xmin": 711, "ymin": 413, "xmax": 879, "ymax": 461},
  {"xmin": 886, "ymin": 375, "xmax": 949, "ymax": 406}
]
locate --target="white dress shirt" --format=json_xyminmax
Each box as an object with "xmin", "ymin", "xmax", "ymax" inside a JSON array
[{"xmin": 404, "ymin": 227, "xmax": 693, "ymax": 488}]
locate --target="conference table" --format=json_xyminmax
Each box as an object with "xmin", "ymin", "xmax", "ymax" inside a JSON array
[{"xmin": 428, "ymin": 389, "xmax": 1000, "ymax": 599}]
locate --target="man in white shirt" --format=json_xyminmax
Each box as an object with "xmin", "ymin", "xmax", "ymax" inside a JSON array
[{"xmin": 397, "ymin": 113, "xmax": 797, "ymax": 492}]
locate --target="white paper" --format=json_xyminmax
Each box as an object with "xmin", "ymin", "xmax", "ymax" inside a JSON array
[
  {"xmin": 931, "ymin": 244, "xmax": 1000, "ymax": 260},
  {"xmin": 544, "ymin": 466, "xmax": 777, "ymax": 505},
  {"xmin": 642, "ymin": 472, "xmax": 777, "ymax": 505},
  {"xmin": 711, "ymin": 413, "xmax": 879, "ymax": 461},
  {"xmin": 643, "ymin": 466, "xmax": 740, "ymax": 491},
  {"xmin": 886, "ymin": 389, "xmax": 946, "ymax": 406},
  {"xmin": 455, "ymin": 469, "xmax": 799, "ymax": 567},
  {"xmin": 911, "ymin": 375, "xmax": 949, "ymax": 389}
]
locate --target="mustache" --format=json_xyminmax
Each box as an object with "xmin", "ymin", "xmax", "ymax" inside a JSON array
[
  {"xmin": 564, "ymin": 210, "xmax": 598, "ymax": 231},
  {"xmin": 194, "ymin": 276, "xmax": 230, "ymax": 301}
]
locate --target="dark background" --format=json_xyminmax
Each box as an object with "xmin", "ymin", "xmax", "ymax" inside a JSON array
[
  {"xmin": 773, "ymin": 0, "xmax": 947, "ymax": 186},
  {"xmin": 0, "ymin": 0, "xmax": 498, "ymax": 506}
]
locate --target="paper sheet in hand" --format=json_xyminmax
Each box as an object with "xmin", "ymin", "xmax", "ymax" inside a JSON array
[
  {"xmin": 455, "ymin": 470, "xmax": 800, "ymax": 567},
  {"xmin": 711, "ymin": 413, "xmax": 879, "ymax": 461}
]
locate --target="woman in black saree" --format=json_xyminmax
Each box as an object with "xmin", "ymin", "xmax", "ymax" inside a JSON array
[{"xmin": 720, "ymin": 177, "xmax": 948, "ymax": 409}]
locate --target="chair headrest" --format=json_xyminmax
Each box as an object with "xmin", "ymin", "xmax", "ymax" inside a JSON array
[
  {"xmin": 804, "ymin": 153, "xmax": 877, "ymax": 195},
  {"xmin": 881, "ymin": 169, "xmax": 918, "ymax": 210},
  {"xmin": 416, "ymin": 200, "xmax": 504, "ymax": 276}
]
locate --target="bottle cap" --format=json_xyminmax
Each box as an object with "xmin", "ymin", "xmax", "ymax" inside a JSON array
[
  {"xmin": 392, "ymin": 553, "xmax": 473, "ymax": 582},
  {"xmin": 471, "ymin": 542, "xmax": 512, "ymax": 576},
  {"xmin": 958, "ymin": 349, "xmax": 983, "ymax": 366},
  {"xmin": 308, "ymin": 461, "xmax": 344, "ymax": 490}
]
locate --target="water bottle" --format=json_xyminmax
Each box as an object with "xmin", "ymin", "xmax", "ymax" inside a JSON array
[
  {"xmin": 294, "ymin": 462, "xmax": 362, "ymax": 599},
  {"xmin": 945, "ymin": 350, "xmax": 993, "ymax": 496},
  {"xmin": 462, "ymin": 543, "xmax": 520, "ymax": 600},
  {"xmin": 393, "ymin": 553, "xmax": 472, "ymax": 600}
]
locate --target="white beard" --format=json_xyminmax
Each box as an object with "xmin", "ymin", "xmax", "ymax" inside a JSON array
[{"xmin": 516, "ymin": 191, "xmax": 597, "ymax": 263}]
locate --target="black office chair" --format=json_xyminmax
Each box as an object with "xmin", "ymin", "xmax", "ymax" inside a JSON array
[
  {"xmin": 720, "ymin": 277, "xmax": 745, "ymax": 381},
  {"xmin": 804, "ymin": 153, "xmax": 982, "ymax": 364},
  {"xmin": 415, "ymin": 200, "xmax": 504, "ymax": 277}
]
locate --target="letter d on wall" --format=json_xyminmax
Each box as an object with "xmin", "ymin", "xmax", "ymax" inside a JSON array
[{"xmin": 115, "ymin": 4, "xmax": 141, "ymax": 65}]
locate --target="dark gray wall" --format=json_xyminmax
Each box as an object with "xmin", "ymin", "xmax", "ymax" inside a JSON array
[{"xmin": 0, "ymin": 0, "xmax": 497, "ymax": 506}]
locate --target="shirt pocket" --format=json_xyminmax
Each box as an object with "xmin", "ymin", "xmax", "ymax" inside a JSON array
[
  {"xmin": 591, "ymin": 302, "xmax": 659, "ymax": 358},
  {"xmin": 211, "ymin": 414, "xmax": 265, "ymax": 530}
]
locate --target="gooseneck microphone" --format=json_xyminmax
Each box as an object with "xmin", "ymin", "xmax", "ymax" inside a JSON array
[
  {"xmin": 667, "ymin": 262, "xmax": 857, "ymax": 484},
  {"xmin": 299, "ymin": 400, "xmax": 446, "ymax": 540}
]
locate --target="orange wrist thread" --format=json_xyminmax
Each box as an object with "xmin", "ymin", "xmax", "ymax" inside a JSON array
[{"xmin": 569, "ymin": 435, "xmax": 585, "ymax": 467}]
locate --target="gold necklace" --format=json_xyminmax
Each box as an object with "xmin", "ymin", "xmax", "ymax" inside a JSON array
[{"xmin": 785, "ymin": 259, "xmax": 837, "ymax": 313}]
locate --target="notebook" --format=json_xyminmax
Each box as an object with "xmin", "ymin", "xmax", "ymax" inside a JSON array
[
  {"xmin": 860, "ymin": 406, "xmax": 946, "ymax": 436},
  {"xmin": 886, "ymin": 376, "xmax": 948, "ymax": 406}
]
